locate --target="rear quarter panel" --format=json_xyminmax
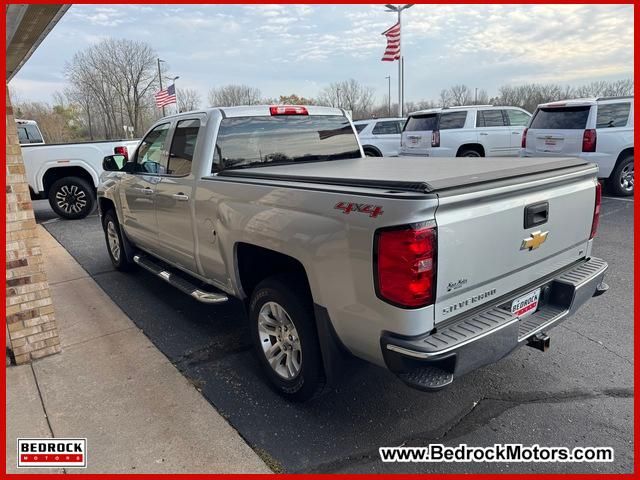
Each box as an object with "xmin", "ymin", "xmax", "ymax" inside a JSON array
[{"xmin": 193, "ymin": 178, "xmax": 438, "ymax": 365}]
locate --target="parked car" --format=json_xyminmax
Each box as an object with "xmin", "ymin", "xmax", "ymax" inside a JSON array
[
  {"xmin": 98, "ymin": 105, "xmax": 607, "ymax": 401},
  {"xmin": 352, "ymin": 117, "xmax": 405, "ymax": 156},
  {"xmin": 521, "ymin": 96, "xmax": 634, "ymax": 196},
  {"xmin": 400, "ymin": 105, "xmax": 531, "ymax": 157},
  {"xmin": 15, "ymin": 119, "xmax": 45, "ymax": 145},
  {"xmin": 20, "ymin": 125, "xmax": 139, "ymax": 219}
]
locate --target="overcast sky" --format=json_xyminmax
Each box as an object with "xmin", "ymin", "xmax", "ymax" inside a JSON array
[{"xmin": 10, "ymin": 4, "xmax": 634, "ymax": 105}]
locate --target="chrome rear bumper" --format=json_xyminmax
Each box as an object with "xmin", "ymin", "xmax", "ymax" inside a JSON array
[{"xmin": 382, "ymin": 257, "xmax": 608, "ymax": 391}]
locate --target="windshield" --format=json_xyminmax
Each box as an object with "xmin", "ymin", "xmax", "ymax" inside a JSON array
[
  {"xmin": 404, "ymin": 114, "xmax": 437, "ymax": 132},
  {"xmin": 530, "ymin": 106, "xmax": 591, "ymax": 130},
  {"xmin": 214, "ymin": 115, "xmax": 361, "ymax": 171}
]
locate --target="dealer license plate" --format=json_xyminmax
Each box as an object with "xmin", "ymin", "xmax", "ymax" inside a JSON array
[{"xmin": 510, "ymin": 288, "xmax": 541, "ymax": 318}]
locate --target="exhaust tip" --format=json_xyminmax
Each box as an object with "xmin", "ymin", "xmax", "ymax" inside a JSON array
[{"xmin": 527, "ymin": 332, "xmax": 550, "ymax": 352}]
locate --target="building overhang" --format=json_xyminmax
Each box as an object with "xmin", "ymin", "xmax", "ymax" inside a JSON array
[{"xmin": 6, "ymin": 4, "xmax": 70, "ymax": 82}]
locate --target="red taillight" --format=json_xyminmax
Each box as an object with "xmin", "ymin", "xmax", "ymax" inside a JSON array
[
  {"xmin": 590, "ymin": 182, "xmax": 602, "ymax": 239},
  {"xmin": 582, "ymin": 129, "xmax": 597, "ymax": 152},
  {"xmin": 269, "ymin": 105, "xmax": 308, "ymax": 116},
  {"xmin": 521, "ymin": 127, "xmax": 528, "ymax": 149},
  {"xmin": 114, "ymin": 146, "xmax": 128, "ymax": 160},
  {"xmin": 375, "ymin": 222, "xmax": 437, "ymax": 308},
  {"xmin": 431, "ymin": 130, "xmax": 440, "ymax": 148}
]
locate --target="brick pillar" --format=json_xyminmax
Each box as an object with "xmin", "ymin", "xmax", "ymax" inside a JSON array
[{"xmin": 5, "ymin": 86, "xmax": 61, "ymax": 364}]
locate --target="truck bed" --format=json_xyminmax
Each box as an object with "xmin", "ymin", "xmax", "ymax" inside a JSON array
[{"xmin": 218, "ymin": 156, "xmax": 592, "ymax": 194}]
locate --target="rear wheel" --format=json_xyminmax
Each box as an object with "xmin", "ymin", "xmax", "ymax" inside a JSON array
[
  {"xmin": 249, "ymin": 275, "xmax": 325, "ymax": 401},
  {"xmin": 48, "ymin": 177, "xmax": 95, "ymax": 219},
  {"xmin": 607, "ymin": 155, "xmax": 634, "ymax": 197},
  {"xmin": 458, "ymin": 148, "xmax": 482, "ymax": 157},
  {"xmin": 363, "ymin": 147, "xmax": 382, "ymax": 157}
]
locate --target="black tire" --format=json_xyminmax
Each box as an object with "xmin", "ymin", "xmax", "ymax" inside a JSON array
[
  {"xmin": 102, "ymin": 210, "xmax": 134, "ymax": 271},
  {"xmin": 363, "ymin": 147, "xmax": 382, "ymax": 157},
  {"xmin": 48, "ymin": 177, "xmax": 96, "ymax": 219},
  {"xmin": 607, "ymin": 154, "xmax": 634, "ymax": 197},
  {"xmin": 249, "ymin": 275, "xmax": 325, "ymax": 402},
  {"xmin": 458, "ymin": 148, "xmax": 482, "ymax": 157}
]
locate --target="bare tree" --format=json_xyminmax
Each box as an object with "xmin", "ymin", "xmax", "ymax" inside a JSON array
[
  {"xmin": 208, "ymin": 85, "xmax": 262, "ymax": 107},
  {"xmin": 277, "ymin": 94, "xmax": 315, "ymax": 105},
  {"xmin": 177, "ymin": 88, "xmax": 202, "ymax": 112},
  {"xmin": 316, "ymin": 79, "xmax": 375, "ymax": 120},
  {"xmin": 449, "ymin": 84, "xmax": 472, "ymax": 106},
  {"xmin": 438, "ymin": 89, "xmax": 451, "ymax": 107},
  {"xmin": 66, "ymin": 38, "xmax": 159, "ymax": 138}
]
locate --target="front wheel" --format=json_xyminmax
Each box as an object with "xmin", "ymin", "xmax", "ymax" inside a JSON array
[
  {"xmin": 249, "ymin": 275, "xmax": 325, "ymax": 401},
  {"xmin": 607, "ymin": 155, "xmax": 634, "ymax": 197},
  {"xmin": 102, "ymin": 210, "xmax": 134, "ymax": 271},
  {"xmin": 48, "ymin": 177, "xmax": 96, "ymax": 219}
]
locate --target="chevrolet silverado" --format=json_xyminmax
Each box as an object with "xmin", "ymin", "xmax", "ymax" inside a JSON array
[{"xmin": 97, "ymin": 105, "xmax": 608, "ymax": 401}]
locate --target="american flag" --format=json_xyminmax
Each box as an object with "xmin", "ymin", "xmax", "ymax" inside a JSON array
[
  {"xmin": 155, "ymin": 83, "xmax": 176, "ymax": 108},
  {"xmin": 381, "ymin": 22, "xmax": 401, "ymax": 62}
]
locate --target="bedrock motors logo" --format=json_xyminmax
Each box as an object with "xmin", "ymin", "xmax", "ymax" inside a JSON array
[{"xmin": 18, "ymin": 438, "xmax": 87, "ymax": 468}]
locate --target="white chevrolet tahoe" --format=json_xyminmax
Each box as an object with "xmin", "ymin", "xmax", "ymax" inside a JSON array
[
  {"xmin": 98, "ymin": 105, "xmax": 608, "ymax": 401},
  {"xmin": 521, "ymin": 96, "xmax": 634, "ymax": 196},
  {"xmin": 400, "ymin": 105, "xmax": 531, "ymax": 157},
  {"xmin": 353, "ymin": 117, "xmax": 405, "ymax": 157}
]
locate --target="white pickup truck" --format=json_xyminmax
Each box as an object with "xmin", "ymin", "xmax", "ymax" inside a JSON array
[
  {"xmin": 17, "ymin": 120, "xmax": 138, "ymax": 219},
  {"xmin": 98, "ymin": 105, "xmax": 608, "ymax": 401}
]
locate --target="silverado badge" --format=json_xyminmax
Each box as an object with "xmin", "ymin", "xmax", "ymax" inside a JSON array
[{"xmin": 521, "ymin": 231, "xmax": 549, "ymax": 251}]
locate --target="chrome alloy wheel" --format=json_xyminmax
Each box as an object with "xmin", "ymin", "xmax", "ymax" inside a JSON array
[
  {"xmin": 106, "ymin": 220, "xmax": 121, "ymax": 262},
  {"xmin": 55, "ymin": 184, "xmax": 87, "ymax": 214},
  {"xmin": 258, "ymin": 301, "xmax": 302, "ymax": 379},
  {"xmin": 620, "ymin": 163, "xmax": 634, "ymax": 193}
]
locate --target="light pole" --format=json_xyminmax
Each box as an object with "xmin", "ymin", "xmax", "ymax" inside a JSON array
[
  {"xmin": 385, "ymin": 75, "xmax": 391, "ymax": 117},
  {"xmin": 166, "ymin": 75, "xmax": 180, "ymax": 113},
  {"xmin": 384, "ymin": 4, "xmax": 414, "ymax": 117},
  {"xmin": 157, "ymin": 58, "xmax": 166, "ymax": 116}
]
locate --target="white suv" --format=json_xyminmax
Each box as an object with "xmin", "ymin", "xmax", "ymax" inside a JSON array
[
  {"xmin": 400, "ymin": 105, "xmax": 531, "ymax": 157},
  {"xmin": 521, "ymin": 96, "xmax": 634, "ymax": 196},
  {"xmin": 352, "ymin": 117, "xmax": 405, "ymax": 157}
]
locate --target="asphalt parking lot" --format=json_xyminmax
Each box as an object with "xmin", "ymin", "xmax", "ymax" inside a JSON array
[{"xmin": 34, "ymin": 195, "xmax": 634, "ymax": 473}]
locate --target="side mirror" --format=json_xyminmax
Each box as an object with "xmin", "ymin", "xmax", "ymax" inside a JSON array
[{"xmin": 103, "ymin": 154, "xmax": 127, "ymax": 172}]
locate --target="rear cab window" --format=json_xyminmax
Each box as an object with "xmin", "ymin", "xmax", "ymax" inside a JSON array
[
  {"xmin": 214, "ymin": 115, "xmax": 361, "ymax": 171},
  {"xmin": 167, "ymin": 118, "xmax": 201, "ymax": 176},
  {"xmin": 596, "ymin": 103, "xmax": 631, "ymax": 128},
  {"xmin": 530, "ymin": 106, "xmax": 591, "ymax": 129}
]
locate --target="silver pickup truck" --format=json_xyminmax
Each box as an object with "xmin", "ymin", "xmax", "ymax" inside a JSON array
[{"xmin": 98, "ymin": 105, "xmax": 608, "ymax": 401}]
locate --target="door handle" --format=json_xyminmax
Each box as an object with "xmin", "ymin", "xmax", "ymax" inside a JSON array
[
  {"xmin": 512, "ymin": 131, "xmax": 521, "ymax": 134},
  {"xmin": 172, "ymin": 193, "xmax": 189, "ymax": 201},
  {"xmin": 141, "ymin": 187, "xmax": 153, "ymax": 195},
  {"xmin": 479, "ymin": 132, "xmax": 489, "ymax": 136}
]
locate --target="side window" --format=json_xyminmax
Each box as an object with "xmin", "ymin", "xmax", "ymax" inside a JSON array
[
  {"xmin": 354, "ymin": 123, "xmax": 368, "ymax": 133},
  {"xmin": 439, "ymin": 111, "xmax": 467, "ymax": 130},
  {"xmin": 506, "ymin": 109, "xmax": 531, "ymax": 127},
  {"xmin": 372, "ymin": 121, "xmax": 401, "ymax": 135},
  {"xmin": 477, "ymin": 110, "xmax": 507, "ymax": 127},
  {"xmin": 167, "ymin": 119, "xmax": 200, "ymax": 176},
  {"xmin": 17, "ymin": 127, "xmax": 29, "ymax": 144},
  {"xmin": 25, "ymin": 125, "xmax": 43, "ymax": 143},
  {"xmin": 134, "ymin": 123, "xmax": 170, "ymax": 174},
  {"xmin": 596, "ymin": 103, "xmax": 631, "ymax": 128}
]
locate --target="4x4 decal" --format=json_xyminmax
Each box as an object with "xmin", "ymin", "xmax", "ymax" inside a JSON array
[{"xmin": 334, "ymin": 202, "xmax": 384, "ymax": 218}]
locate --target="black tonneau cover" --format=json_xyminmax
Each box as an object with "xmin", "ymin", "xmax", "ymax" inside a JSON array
[{"xmin": 218, "ymin": 156, "xmax": 593, "ymax": 194}]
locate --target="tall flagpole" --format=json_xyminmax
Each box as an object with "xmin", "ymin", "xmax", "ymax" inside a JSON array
[
  {"xmin": 398, "ymin": 8, "xmax": 402, "ymax": 117},
  {"xmin": 385, "ymin": 5, "xmax": 413, "ymax": 117}
]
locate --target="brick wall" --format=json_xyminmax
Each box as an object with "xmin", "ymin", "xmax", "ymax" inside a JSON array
[{"xmin": 5, "ymin": 86, "xmax": 60, "ymax": 364}]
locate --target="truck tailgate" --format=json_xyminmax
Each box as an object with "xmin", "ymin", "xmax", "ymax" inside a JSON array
[{"xmin": 434, "ymin": 166, "xmax": 598, "ymax": 323}]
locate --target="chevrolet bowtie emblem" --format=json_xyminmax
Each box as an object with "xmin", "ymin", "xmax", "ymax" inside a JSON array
[{"xmin": 521, "ymin": 231, "xmax": 549, "ymax": 251}]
